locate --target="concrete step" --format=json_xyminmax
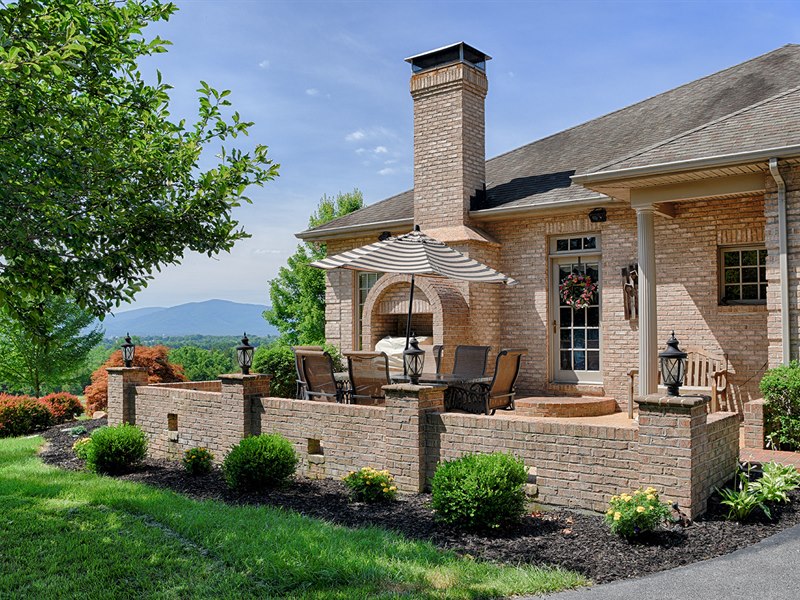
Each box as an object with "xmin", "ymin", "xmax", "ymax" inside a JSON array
[{"xmin": 515, "ymin": 395, "xmax": 618, "ymax": 418}]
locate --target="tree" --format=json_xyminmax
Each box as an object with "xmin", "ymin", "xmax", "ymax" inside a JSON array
[
  {"xmin": 264, "ymin": 189, "xmax": 364, "ymax": 345},
  {"xmin": 0, "ymin": 297, "xmax": 103, "ymax": 397},
  {"xmin": 169, "ymin": 345, "xmax": 234, "ymax": 381},
  {"xmin": 0, "ymin": 1, "xmax": 279, "ymax": 319},
  {"xmin": 84, "ymin": 345, "xmax": 186, "ymax": 413}
]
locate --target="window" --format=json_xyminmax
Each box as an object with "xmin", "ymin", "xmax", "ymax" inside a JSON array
[
  {"xmin": 356, "ymin": 272, "xmax": 381, "ymax": 349},
  {"xmin": 552, "ymin": 235, "xmax": 599, "ymax": 254},
  {"xmin": 720, "ymin": 246, "xmax": 767, "ymax": 304}
]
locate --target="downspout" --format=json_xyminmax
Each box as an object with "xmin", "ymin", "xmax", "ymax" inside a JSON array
[{"xmin": 768, "ymin": 158, "xmax": 791, "ymax": 364}]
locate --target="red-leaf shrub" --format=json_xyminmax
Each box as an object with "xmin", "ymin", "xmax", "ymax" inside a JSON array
[
  {"xmin": 84, "ymin": 346, "xmax": 186, "ymax": 413},
  {"xmin": 0, "ymin": 394, "xmax": 53, "ymax": 437},
  {"xmin": 39, "ymin": 392, "xmax": 84, "ymax": 424}
]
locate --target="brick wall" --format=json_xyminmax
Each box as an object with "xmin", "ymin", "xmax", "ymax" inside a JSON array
[{"xmin": 743, "ymin": 398, "xmax": 766, "ymax": 448}]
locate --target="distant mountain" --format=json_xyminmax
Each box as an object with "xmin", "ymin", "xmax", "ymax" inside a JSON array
[{"xmin": 97, "ymin": 300, "xmax": 278, "ymax": 338}]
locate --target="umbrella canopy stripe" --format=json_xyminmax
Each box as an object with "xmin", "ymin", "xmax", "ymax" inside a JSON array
[{"xmin": 312, "ymin": 230, "xmax": 517, "ymax": 285}]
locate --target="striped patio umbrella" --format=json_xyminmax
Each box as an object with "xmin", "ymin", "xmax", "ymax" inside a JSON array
[{"xmin": 311, "ymin": 226, "xmax": 517, "ymax": 352}]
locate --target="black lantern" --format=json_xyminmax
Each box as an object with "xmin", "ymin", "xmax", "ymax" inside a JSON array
[
  {"xmin": 659, "ymin": 331, "xmax": 687, "ymax": 396},
  {"xmin": 236, "ymin": 333, "xmax": 255, "ymax": 375},
  {"xmin": 403, "ymin": 336, "xmax": 426, "ymax": 385},
  {"xmin": 121, "ymin": 333, "xmax": 135, "ymax": 368}
]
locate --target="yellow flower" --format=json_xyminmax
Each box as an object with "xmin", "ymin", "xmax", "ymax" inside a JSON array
[
  {"xmin": 646, "ymin": 494, "xmax": 655, "ymax": 501},
  {"xmin": 648, "ymin": 506, "xmax": 654, "ymax": 511},
  {"xmin": 636, "ymin": 506, "xmax": 646, "ymax": 513},
  {"xmin": 390, "ymin": 486, "xmax": 397, "ymax": 491},
  {"xmin": 614, "ymin": 512, "xmax": 621, "ymax": 521},
  {"xmin": 606, "ymin": 509, "xmax": 614, "ymax": 515},
  {"xmin": 611, "ymin": 495, "xmax": 619, "ymax": 502},
  {"xmin": 645, "ymin": 487, "xmax": 657, "ymax": 495}
]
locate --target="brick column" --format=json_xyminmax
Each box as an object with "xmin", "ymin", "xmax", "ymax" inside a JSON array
[
  {"xmin": 636, "ymin": 394, "xmax": 711, "ymax": 519},
  {"xmin": 743, "ymin": 398, "xmax": 766, "ymax": 449},
  {"xmin": 219, "ymin": 373, "xmax": 271, "ymax": 444},
  {"xmin": 106, "ymin": 367, "xmax": 148, "ymax": 425},
  {"xmin": 383, "ymin": 383, "xmax": 445, "ymax": 492}
]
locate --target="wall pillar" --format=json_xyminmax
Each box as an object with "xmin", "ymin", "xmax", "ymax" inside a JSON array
[
  {"xmin": 106, "ymin": 366, "xmax": 148, "ymax": 425},
  {"xmin": 636, "ymin": 206, "xmax": 658, "ymax": 396},
  {"xmin": 636, "ymin": 394, "xmax": 738, "ymax": 519},
  {"xmin": 219, "ymin": 373, "xmax": 271, "ymax": 443},
  {"xmin": 383, "ymin": 383, "xmax": 445, "ymax": 492},
  {"xmin": 743, "ymin": 398, "xmax": 766, "ymax": 449}
]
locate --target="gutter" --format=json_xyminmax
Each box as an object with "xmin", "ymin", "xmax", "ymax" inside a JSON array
[
  {"xmin": 769, "ymin": 158, "xmax": 791, "ymax": 364},
  {"xmin": 573, "ymin": 144, "xmax": 800, "ymax": 186},
  {"xmin": 296, "ymin": 217, "xmax": 414, "ymax": 242}
]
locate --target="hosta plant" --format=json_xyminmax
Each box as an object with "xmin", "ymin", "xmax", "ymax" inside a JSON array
[
  {"xmin": 718, "ymin": 467, "xmax": 772, "ymax": 521},
  {"xmin": 605, "ymin": 487, "xmax": 672, "ymax": 538}
]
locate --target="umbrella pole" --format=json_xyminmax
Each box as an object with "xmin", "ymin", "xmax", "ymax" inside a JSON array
[{"xmin": 404, "ymin": 274, "xmax": 416, "ymax": 375}]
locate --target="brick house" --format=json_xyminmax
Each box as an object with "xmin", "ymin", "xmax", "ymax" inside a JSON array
[{"xmin": 296, "ymin": 42, "xmax": 800, "ymax": 414}]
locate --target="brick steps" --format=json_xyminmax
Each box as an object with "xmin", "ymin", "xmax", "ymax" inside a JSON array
[
  {"xmin": 515, "ymin": 396, "xmax": 618, "ymax": 418},
  {"xmin": 740, "ymin": 447, "xmax": 800, "ymax": 471}
]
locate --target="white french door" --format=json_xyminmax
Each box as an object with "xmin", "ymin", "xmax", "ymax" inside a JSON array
[{"xmin": 552, "ymin": 255, "xmax": 602, "ymax": 384}]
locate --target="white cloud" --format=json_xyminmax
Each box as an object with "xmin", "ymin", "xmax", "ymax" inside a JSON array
[
  {"xmin": 346, "ymin": 129, "xmax": 366, "ymax": 141},
  {"xmin": 378, "ymin": 167, "xmax": 396, "ymax": 176},
  {"xmin": 258, "ymin": 59, "xmax": 270, "ymax": 69},
  {"xmin": 355, "ymin": 147, "xmax": 367, "ymax": 154},
  {"xmin": 374, "ymin": 145, "xmax": 388, "ymax": 154},
  {"xmin": 305, "ymin": 88, "xmax": 319, "ymax": 96},
  {"xmin": 384, "ymin": 159, "xmax": 398, "ymax": 165},
  {"xmin": 252, "ymin": 248, "xmax": 286, "ymax": 256}
]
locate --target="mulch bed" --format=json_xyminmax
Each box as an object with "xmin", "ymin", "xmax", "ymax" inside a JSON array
[{"xmin": 40, "ymin": 418, "xmax": 800, "ymax": 584}]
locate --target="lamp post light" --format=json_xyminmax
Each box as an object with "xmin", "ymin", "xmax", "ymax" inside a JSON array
[
  {"xmin": 121, "ymin": 333, "xmax": 135, "ymax": 368},
  {"xmin": 236, "ymin": 333, "xmax": 255, "ymax": 375},
  {"xmin": 659, "ymin": 331, "xmax": 687, "ymax": 396},
  {"xmin": 403, "ymin": 336, "xmax": 425, "ymax": 385}
]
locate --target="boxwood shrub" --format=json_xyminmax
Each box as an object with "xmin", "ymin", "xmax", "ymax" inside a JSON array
[
  {"xmin": 760, "ymin": 361, "xmax": 800, "ymax": 451},
  {"xmin": 431, "ymin": 452, "xmax": 528, "ymax": 530},
  {"xmin": 223, "ymin": 433, "xmax": 298, "ymax": 492},
  {"xmin": 85, "ymin": 424, "xmax": 148, "ymax": 474}
]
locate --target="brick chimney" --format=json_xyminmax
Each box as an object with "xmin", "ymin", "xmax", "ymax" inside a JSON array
[{"xmin": 406, "ymin": 43, "xmax": 490, "ymax": 231}]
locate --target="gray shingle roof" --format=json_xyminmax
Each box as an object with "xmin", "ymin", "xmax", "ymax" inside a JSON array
[
  {"xmin": 588, "ymin": 86, "xmax": 800, "ymax": 172},
  {"xmin": 300, "ymin": 44, "xmax": 800, "ymax": 238}
]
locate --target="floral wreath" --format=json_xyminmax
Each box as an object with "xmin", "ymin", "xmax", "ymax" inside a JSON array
[{"xmin": 559, "ymin": 272, "xmax": 597, "ymax": 310}]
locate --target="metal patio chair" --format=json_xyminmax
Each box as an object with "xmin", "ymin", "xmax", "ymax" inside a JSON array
[
  {"xmin": 292, "ymin": 345, "xmax": 323, "ymax": 399},
  {"xmin": 445, "ymin": 348, "xmax": 527, "ymax": 415},
  {"xmin": 302, "ymin": 350, "xmax": 348, "ymax": 403},
  {"xmin": 452, "ymin": 345, "xmax": 491, "ymax": 378},
  {"xmin": 346, "ymin": 351, "xmax": 391, "ymax": 405}
]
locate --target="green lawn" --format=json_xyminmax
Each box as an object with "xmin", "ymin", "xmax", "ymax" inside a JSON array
[{"xmin": 0, "ymin": 436, "xmax": 587, "ymax": 599}]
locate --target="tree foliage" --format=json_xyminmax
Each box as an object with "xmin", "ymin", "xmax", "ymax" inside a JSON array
[
  {"xmin": 264, "ymin": 189, "xmax": 364, "ymax": 345},
  {"xmin": 84, "ymin": 345, "xmax": 186, "ymax": 413},
  {"xmin": 0, "ymin": 0, "xmax": 279, "ymax": 318},
  {"xmin": 169, "ymin": 345, "xmax": 234, "ymax": 381},
  {"xmin": 0, "ymin": 297, "xmax": 103, "ymax": 397}
]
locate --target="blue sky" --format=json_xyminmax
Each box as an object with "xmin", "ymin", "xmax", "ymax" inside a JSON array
[{"xmin": 125, "ymin": 0, "xmax": 800, "ymax": 311}]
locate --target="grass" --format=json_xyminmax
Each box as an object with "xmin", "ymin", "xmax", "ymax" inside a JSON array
[{"xmin": 0, "ymin": 436, "xmax": 588, "ymax": 599}]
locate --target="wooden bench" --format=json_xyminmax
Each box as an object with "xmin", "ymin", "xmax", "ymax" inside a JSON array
[{"xmin": 627, "ymin": 347, "xmax": 733, "ymax": 418}]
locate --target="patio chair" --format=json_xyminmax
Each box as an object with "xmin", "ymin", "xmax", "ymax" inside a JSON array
[
  {"xmin": 292, "ymin": 345, "xmax": 323, "ymax": 399},
  {"xmin": 346, "ymin": 351, "xmax": 391, "ymax": 405},
  {"xmin": 445, "ymin": 348, "xmax": 527, "ymax": 415},
  {"xmin": 452, "ymin": 345, "xmax": 490, "ymax": 378},
  {"xmin": 302, "ymin": 351, "xmax": 348, "ymax": 403}
]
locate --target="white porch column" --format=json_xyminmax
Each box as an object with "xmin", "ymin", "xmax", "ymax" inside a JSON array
[{"xmin": 637, "ymin": 206, "xmax": 658, "ymax": 396}]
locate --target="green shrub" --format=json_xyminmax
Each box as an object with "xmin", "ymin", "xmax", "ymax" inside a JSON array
[
  {"xmin": 73, "ymin": 437, "xmax": 92, "ymax": 460},
  {"xmin": 39, "ymin": 392, "xmax": 84, "ymax": 423},
  {"xmin": 760, "ymin": 361, "xmax": 800, "ymax": 451},
  {"xmin": 431, "ymin": 452, "xmax": 527, "ymax": 530},
  {"xmin": 222, "ymin": 434, "xmax": 298, "ymax": 492},
  {"xmin": 85, "ymin": 424, "xmax": 148, "ymax": 474},
  {"xmin": 604, "ymin": 487, "xmax": 672, "ymax": 538},
  {"xmin": 0, "ymin": 394, "xmax": 53, "ymax": 437},
  {"xmin": 251, "ymin": 343, "xmax": 295, "ymax": 398},
  {"xmin": 343, "ymin": 467, "xmax": 397, "ymax": 503},
  {"xmin": 69, "ymin": 425, "xmax": 88, "ymax": 436},
  {"xmin": 183, "ymin": 447, "xmax": 214, "ymax": 475}
]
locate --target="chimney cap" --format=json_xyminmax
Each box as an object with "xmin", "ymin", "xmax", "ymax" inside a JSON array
[{"xmin": 405, "ymin": 42, "xmax": 491, "ymax": 74}]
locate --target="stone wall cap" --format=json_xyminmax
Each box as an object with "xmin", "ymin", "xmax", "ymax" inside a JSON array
[
  {"xmin": 635, "ymin": 393, "xmax": 710, "ymax": 408},
  {"xmin": 106, "ymin": 366, "xmax": 147, "ymax": 373},
  {"xmin": 219, "ymin": 373, "xmax": 272, "ymax": 381}
]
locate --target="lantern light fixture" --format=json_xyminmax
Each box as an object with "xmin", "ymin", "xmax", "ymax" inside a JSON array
[
  {"xmin": 659, "ymin": 331, "xmax": 687, "ymax": 396},
  {"xmin": 121, "ymin": 333, "xmax": 135, "ymax": 368},
  {"xmin": 403, "ymin": 336, "xmax": 426, "ymax": 385},
  {"xmin": 236, "ymin": 333, "xmax": 255, "ymax": 375}
]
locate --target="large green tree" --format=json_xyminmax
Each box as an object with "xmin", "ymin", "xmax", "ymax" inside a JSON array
[
  {"xmin": 264, "ymin": 189, "xmax": 364, "ymax": 345},
  {"xmin": 0, "ymin": 0, "xmax": 278, "ymax": 319},
  {"xmin": 169, "ymin": 345, "xmax": 234, "ymax": 381},
  {"xmin": 0, "ymin": 297, "xmax": 104, "ymax": 396}
]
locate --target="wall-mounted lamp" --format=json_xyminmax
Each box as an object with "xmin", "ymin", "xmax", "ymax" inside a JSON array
[
  {"xmin": 378, "ymin": 231, "xmax": 392, "ymax": 241},
  {"xmin": 589, "ymin": 207, "xmax": 607, "ymax": 223}
]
